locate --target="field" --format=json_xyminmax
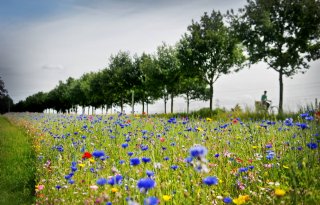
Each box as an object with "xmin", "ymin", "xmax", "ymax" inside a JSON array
[{"xmin": 3, "ymin": 112, "xmax": 320, "ymax": 205}]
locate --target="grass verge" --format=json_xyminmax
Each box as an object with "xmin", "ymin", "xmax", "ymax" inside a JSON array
[{"xmin": 0, "ymin": 116, "xmax": 35, "ymax": 205}]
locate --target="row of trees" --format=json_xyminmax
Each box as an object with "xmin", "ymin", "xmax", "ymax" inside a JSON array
[{"xmin": 13, "ymin": 0, "xmax": 320, "ymax": 114}]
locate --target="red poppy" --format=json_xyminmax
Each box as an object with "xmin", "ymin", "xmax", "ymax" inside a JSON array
[
  {"xmin": 82, "ymin": 152, "xmax": 92, "ymax": 159},
  {"xmin": 236, "ymin": 157, "xmax": 243, "ymax": 163},
  {"xmin": 232, "ymin": 118, "xmax": 238, "ymax": 124}
]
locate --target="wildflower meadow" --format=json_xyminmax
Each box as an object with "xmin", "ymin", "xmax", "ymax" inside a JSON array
[{"xmin": 4, "ymin": 111, "xmax": 320, "ymax": 205}]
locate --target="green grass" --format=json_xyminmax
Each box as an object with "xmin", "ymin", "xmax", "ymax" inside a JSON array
[{"xmin": 0, "ymin": 116, "xmax": 35, "ymax": 205}]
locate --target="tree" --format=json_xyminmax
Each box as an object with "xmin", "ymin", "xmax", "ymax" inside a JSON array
[
  {"xmin": 180, "ymin": 10, "xmax": 245, "ymax": 110},
  {"xmin": 108, "ymin": 51, "xmax": 141, "ymax": 112},
  {"xmin": 0, "ymin": 76, "xmax": 13, "ymax": 114},
  {"xmin": 179, "ymin": 76, "xmax": 210, "ymax": 114},
  {"xmin": 135, "ymin": 53, "xmax": 163, "ymax": 114},
  {"xmin": 232, "ymin": 0, "xmax": 320, "ymax": 114},
  {"xmin": 0, "ymin": 76, "xmax": 7, "ymax": 97},
  {"xmin": 156, "ymin": 43, "xmax": 181, "ymax": 113}
]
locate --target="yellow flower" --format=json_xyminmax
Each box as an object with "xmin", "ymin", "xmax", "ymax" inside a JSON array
[
  {"xmin": 206, "ymin": 118, "xmax": 212, "ymax": 122},
  {"xmin": 275, "ymin": 188, "xmax": 286, "ymax": 197},
  {"xmin": 233, "ymin": 195, "xmax": 250, "ymax": 205},
  {"xmin": 162, "ymin": 195, "xmax": 172, "ymax": 201},
  {"xmin": 252, "ymin": 146, "xmax": 258, "ymax": 149},
  {"xmin": 233, "ymin": 198, "xmax": 246, "ymax": 205},
  {"xmin": 89, "ymin": 158, "xmax": 95, "ymax": 163},
  {"xmin": 79, "ymin": 163, "xmax": 85, "ymax": 168},
  {"xmin": 283, "ymin": 165, "xmax": 289, "ymax": 169},
  {"xmin": 196, "ymin": 127, "xmax": 204, "ymax": 132},
  {"xmin": 111, "ymin": 187, "xmax": 118, "ymax": 193}
]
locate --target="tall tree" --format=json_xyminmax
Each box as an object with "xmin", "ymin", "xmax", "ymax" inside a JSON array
[
  {"xmin": 180, "ymin": 10, "xmax": 245, "ymax": 110},
  {"xmin": 0, "ymin": 76, "xmax": 7, "ymax": 97},
  {"xmin": 0, "ymin": 76, "xmax": 13, "ymax": 113},
  {"xmin": 135, "ymin": 53, "xmax": 163, "ymax": 113},
  {"xmin": 108, "ymin": 51, "xmax": 141, "ymax": 112},
  {"xmin": 156, "ymin": 43, "xmax": 180, "ymax": 113},
  {"xmin": 232, "ymin": 0, "xmax": 320, "ymax": 114}
]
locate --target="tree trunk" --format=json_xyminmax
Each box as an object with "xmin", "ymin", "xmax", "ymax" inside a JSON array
[
  {"xmin": 171, "ymin": 93, "xmax": 174, "ymax": 113},
  {"xmin": 209, "ymin": 81, "xmax": 214, "ymax": 110},
  {"xmin": 121, "ymin": 97, "xmax": 124, "ymax": 113},
  {"xmin": 187, "ymin": 93, "xmax": 190, "ymax": 114},
  {"xmin": 279, "ymin": 69, "xmax": 284, "ymax": 114},
  {"xmin": 142, "ymin": 101, "xmax": 145, "ymax": 114},
  {"xmin": 147, "ymin": 101, "xmax": 149, "ymax": 114},
  {"xmin": 164, "ymin": 95, "xmax": 167, "ymax": 114}
]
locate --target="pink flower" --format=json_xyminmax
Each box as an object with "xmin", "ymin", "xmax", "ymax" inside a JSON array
[{"xmin": 90, "ymin": 185, "xmax": 99, "ymax": 190}]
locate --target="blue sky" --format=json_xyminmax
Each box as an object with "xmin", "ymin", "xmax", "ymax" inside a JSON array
[{"xmin": 0, "ymin": 0, "xmax": 319, "ymax": 113}]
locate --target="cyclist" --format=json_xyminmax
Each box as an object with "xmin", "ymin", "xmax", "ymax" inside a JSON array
[{"xmin": 261, "ymin": 91, "xmax": 271, "ymax": 109}]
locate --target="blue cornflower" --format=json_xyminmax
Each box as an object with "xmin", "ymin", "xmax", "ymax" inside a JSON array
[
  {"xmin": 184, "ymin": 156, "xmax": 193, "ymax": 163},
  {"xmin": 107, "ymin": 176, "xmax": 122, "ymax": 186},
  {"xmin": 71, "ymin": 166, "xmax": 77, "ymax": 172},
  {"xmin": 168, "ymin": 118, "xmax": 177, "ymax": 124},
  {"xmin": 56, "ymin": 145, "xmax": 64, "ymax": 152},
  {"xmin": 56, "ymin": 185, "xmax": 61, "ymax": 190},
  {"xmin": 171, "ymin": 165, "xmax": 178, "ymax": 170},
  {"xmin": 307, "ymin": 142, "xmax": 318, "ymax": 149},
  {"xmin": 266, "ymin": 144, "xmax": 272, "ymax": 149},
  {"xmin": 296, "ymin": 123, "xmax": 308, "ymax": 130},
  {"xmin": 121, "ymin": 143, "xmax": 128, "ymax": 148},
  {"xmin": 248, "ymin": 165, "xmax": 254, "ymax": 170},
  {"xmin": 90, "ymin": 168, "xmax": 95, "ymax": 173},
  {"xmin": 300, "ymin": 113, "xmax": 309, "ymax": 118},
  {"xmin": 214, "ymin": 153, "xmax": 220, "ymax": 158},
  {"xmin": 146, "ymin": 170, "xmax": 154, "ymax": 177},
  {"xmin": 203, "ymin": 176, "xmax": 218, "ymax": 185},
  {"xmin": 141, "ymin": 145, "xmax": 149, "ymax": 151},
  {"xmin": 68, "ymin": 179, "xmax": 75, "ymax": 184},
  {"xmin": 130, "ymin": 158, "xmax": 141, "ymax": 166},
  {"xmin": 305, "ymin": 116, "xmax": 314, "ymax": 121},
  {"xmin": 164, "ymin": 156, "xmax": 169, "ymax": 161},
  {"xmin": 115, "ymin": 175, "xmax": 123, "ymax": 184},
  {"xmin": 127, "ymin": 152, "xmax": 134, "ymax": 156},
  {"xmin": 106, "ymin": 202, "xmax": 112, "ymax": 205},
  {"xmin": 97, "ymin": 178, "xmax": 107, "ymax": 186},
  {"xmin": 223, "ymin": 197, "xmax": 232, "ymax": 203},
  {"xmin": 119, "ymin": 160, "xmax": 125, "ymax": 164},
  {"xmin": 189, "ymin": 145, "xmax": 207, "ymax": 158},
  {"xmin": 92, "ymin": 150, "xmax": 105, "ymax": 158},
  {"xmin": 144, "ymin": 196, "xmax": 159, "ymax": 205},
  {"xmin": 142, "ymin": 157, "xmax": 151, "ymax": 163},
  {"xmin": 284, "ymin": 118, "xmax": 294, "ymax": 126},
  {"xmin": 238, "ymin": 167, "xmax": 248, "ymax": 173},
  {"xmin": 137, "ymin": 178, "xmax": 156, "ymax": 192},
  {"xmin": 65, "ymin": 173, "xmax": 73, "ymax": 180}
]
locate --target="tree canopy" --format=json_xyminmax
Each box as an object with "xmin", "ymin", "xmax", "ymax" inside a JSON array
[{"xmin": 231, "ymin": 0, "xmax": 320, "ymax": 113}]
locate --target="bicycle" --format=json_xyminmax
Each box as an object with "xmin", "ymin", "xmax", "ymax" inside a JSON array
[{"xmin": 255, "ymin": 100, "xmax": 278, "ymax": 115}]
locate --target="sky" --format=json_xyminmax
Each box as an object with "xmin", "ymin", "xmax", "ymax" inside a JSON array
[{"xmin": 0, "ymin": 0, "xmax": 319, "ymax": 113}]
